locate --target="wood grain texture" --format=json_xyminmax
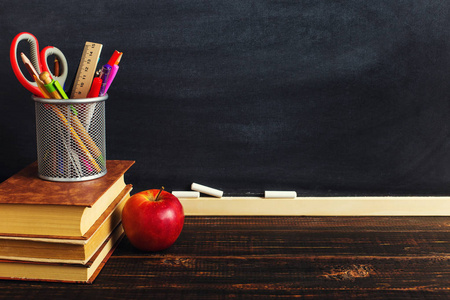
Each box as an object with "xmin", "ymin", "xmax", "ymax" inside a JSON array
[{"xmin": 0, "ymin": 217, "xmax": 449, "ymax": 299}]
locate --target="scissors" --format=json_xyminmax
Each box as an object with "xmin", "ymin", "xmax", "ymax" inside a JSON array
[{"xmin": 10, "ymin": 32, "xmax": 68, "ymax": 97}]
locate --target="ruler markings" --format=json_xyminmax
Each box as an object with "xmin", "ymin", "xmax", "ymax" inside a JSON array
[{"xmin": 70, "ymin": 42, "xmax": 103, "ymax": 99}]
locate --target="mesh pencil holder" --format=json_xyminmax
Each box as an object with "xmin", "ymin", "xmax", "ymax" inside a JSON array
[{"xmin": 32, "ymin": 95, "xmax": 108, "ymax": 182}]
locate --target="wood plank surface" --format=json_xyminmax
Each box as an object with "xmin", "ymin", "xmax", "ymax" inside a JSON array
[{"xmin": 0, "ymin": 217, "xmax": 449, "ymax": 299}]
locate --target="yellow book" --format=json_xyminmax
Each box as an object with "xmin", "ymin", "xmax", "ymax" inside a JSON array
[
  {"xmin": 0, "ymin": 185, "xmax": 131, "ymax": 264},
  {"xmin": 0, "ymin": 225, "xmax": 124, "ymax": 283},
  {"xmin": 0, "ymin": 160, "xmax": 134, "ymax": 237}
]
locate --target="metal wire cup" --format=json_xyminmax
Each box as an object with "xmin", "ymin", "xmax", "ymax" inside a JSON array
[{"xmin": 32, "ymin": 95, "xmax": 108, "ymax": 182}]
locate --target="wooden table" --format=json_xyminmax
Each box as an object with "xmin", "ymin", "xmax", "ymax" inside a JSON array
[{"xmin": 0, "ymin": 217, "xmax": 449, "ymax": 299}]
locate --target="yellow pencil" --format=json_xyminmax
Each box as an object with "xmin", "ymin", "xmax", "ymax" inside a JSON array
[
  {"xmin": 39, "ymin": 72, "xmax": 62, "ymax": 99},
  {"xmin": 33, "ymin": 75, "xmax": 51, "ymax": 99},
  {"xmin": 38, "ymin": 72, "xmax": 101, "ymax": 172}
]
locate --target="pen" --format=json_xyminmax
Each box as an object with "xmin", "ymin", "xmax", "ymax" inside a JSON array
[
  {"xmin": 40, "ymin": 72, "xmax": 102, "ymax": 171},
  {"xmin": 53, "ymin": 109, "xmax": 101, "ymax": 172},
  {"xmin": 34, "ymin": 74, "xmax": 84, "ymax": 174},
  {"xmin": 98, "ymin": 64, "xmax": 111, "ymax": 97},
  {"xmin": 99, "ymin": 50, "xmax": 122, "ymax": 96}
]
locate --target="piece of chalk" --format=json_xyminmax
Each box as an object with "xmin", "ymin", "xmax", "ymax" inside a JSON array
[
  {"xmin": 191, "ymin": 183, "xmax": 223, "ymax": 198},
  {"xmin": 172, "ymin": 191, "xmax": 200, "ymax": 198},
  {"xmin": 264, "ymin": 191, "xmax": 297, "ymax": 198}
]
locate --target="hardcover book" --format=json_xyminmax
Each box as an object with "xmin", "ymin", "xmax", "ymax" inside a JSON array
[
  {"xmin": 0, "ymin": 160, "xmax": 134, "ymax": 237},
  {"xmin": 0, "ymin": 225, "xmax": 124, "ymax": 283},
  {"xmin": 0, "ymin": 185, "xmax": 132, "ymax": 264}
]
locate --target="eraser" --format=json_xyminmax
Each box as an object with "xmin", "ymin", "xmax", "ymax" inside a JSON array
[
  {"xmin": 172, "ymin": 191, "xmax": 200, "ymax": 198},
  {"xmin": 191, "ymin": 183, "xmax": 223, "ymax": 198},
  {"xmin": 264, "ymin": 191, "xmax": 297, "ymax": 198}
]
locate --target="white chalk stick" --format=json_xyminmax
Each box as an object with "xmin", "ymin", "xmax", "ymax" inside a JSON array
[
  {"xmin": 264, "ymin": 191, "xmax": 297, "ymax": 198},
  {"xmin": 191, "ymin": 183, "xmax": 223, "ymax": 198},
  {"xmin": 172, "ymin": 191, "xmax": 200, "ymax": 198}
]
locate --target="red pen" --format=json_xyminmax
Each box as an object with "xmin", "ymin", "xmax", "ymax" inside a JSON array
[{"xmin": 87, "ymin": 77, "xmax": 102, "ymax": 98}]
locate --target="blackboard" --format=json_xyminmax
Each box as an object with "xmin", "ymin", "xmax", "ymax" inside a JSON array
[{"xmin": 1, "ymin": 1, "xmax": 450, "ymax": 196}]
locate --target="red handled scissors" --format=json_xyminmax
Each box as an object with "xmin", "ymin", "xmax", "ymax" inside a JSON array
[{"xmin": 10, "ymin": 32, "xmax": 68, "ymax": 97}]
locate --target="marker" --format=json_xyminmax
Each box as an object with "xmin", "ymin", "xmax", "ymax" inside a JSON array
[
  {"xmin": 104, "ymin": 52, "xmax": 122, "ymax": 94},
  {"xmin": 107, "ymin": 50, "xmax": 122, "ymax": 66},
  {"xmin": 264, "ymin": 191, "xmax": 297, "ymax": 198},
  {"xmin": 34, "ymin": 76, "xmax": 100, "ymax": 173},
  {"xmin": 40, "ymin": 72, "xmax": 103, "ymax": 171},
  {"xmin": 172, "ymin": 191, "xmax": 200, "ymax": 198},
  {"xmin": 191, "ymin": 183, "xmax": 223, "ymax": 198},
  {"xmin": 87, "ymin": 77, "xmax": 102, "ymax": 98}
]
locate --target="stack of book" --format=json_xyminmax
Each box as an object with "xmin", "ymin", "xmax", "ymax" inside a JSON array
[{"xmin": 0, "ymin": 160, "xmax": 134, "ymax": 283}]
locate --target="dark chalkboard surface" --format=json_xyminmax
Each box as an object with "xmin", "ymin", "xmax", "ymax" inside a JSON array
[{"xmin": 1, "ymin": 1, "xmax": 449, "ymax": 196}]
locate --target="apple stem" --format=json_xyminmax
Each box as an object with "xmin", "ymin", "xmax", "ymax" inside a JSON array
[{"xmin": 155, "ymin": 186, "xmax": 164, "ymax": 201}]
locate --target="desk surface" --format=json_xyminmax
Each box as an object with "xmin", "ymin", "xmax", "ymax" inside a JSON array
[{"xmin": 1, "ymin": 216, "xmax": 449, "ymax": 299}]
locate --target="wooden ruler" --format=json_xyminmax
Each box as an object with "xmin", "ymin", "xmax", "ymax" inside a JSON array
[{"xmin": 70, "ymin": 42, "xmax": 103, "ymax": 99}]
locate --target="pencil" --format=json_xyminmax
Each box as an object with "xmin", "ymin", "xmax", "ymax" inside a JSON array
[
  {"xmin": 34, "ymin": 74, "xmax": 56, "ymax": 174},
  {"xmin": 35, "ymin": 75, "xmax": 101, "ymax": 172},
  {"xmin": 33, "ymin": 75, "xmax": 52, "ymax": 99},
  {"xmin": 39, "ymin": 72, "xmax": 62, "ymax": 99},
  {"xmin": 71, "ymin": 116, "xmax": 104, "ymax": 164},
  {"xmin": 21, "ymin": 53, "xmax": 40, "ymax": 81},
  {"xmin": 51, "ymin": 107, "xmax": 101, "ymax": 172},
  {"xmin": 54, "ymin": 57, "xmax": 60, "ymax": 77},
  {"xmin": 39, "ymin": 72, "xmax": 102, "ymax": 172}
]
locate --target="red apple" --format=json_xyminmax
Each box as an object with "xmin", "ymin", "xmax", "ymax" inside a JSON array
[{"xmin": 122, "ymin": 188, "xmax": 184, "ymax": 251}]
